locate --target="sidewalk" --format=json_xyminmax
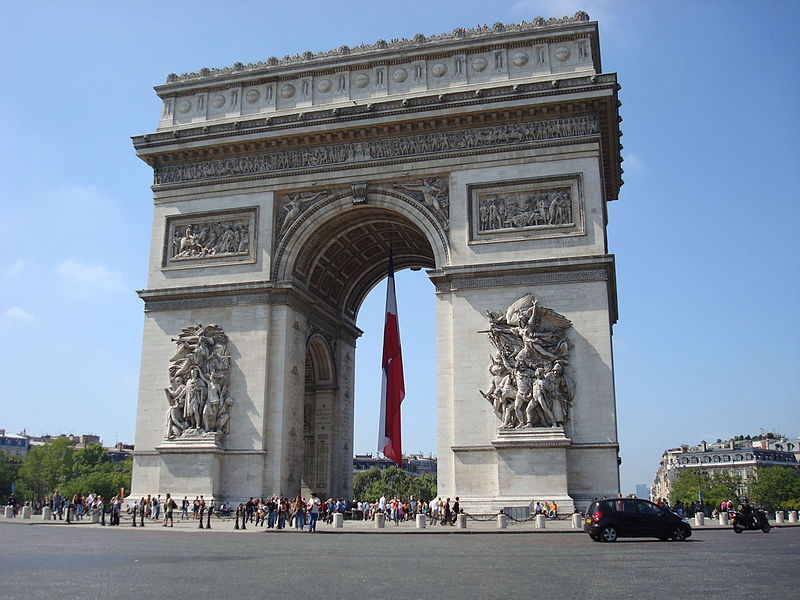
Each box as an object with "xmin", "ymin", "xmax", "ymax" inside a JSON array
[{"xmin": 4, "ymin": 512, "xmax": 800, "ymax": 534}]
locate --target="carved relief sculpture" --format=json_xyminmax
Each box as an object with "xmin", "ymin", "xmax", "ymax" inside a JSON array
[
  {"xmin": 480, "ymin": 294, "xmax": 574, "ymax": 429},
  {"xmin": 478, "ymin": 188, "xmax": 572, "ymax": 232},
  {"xmin": 163, "ymin": 208, "xmax": 257, "ymax": 269},
  {"xmin": 172, "ymin": 219, "xmax": 250, "ymax": 260},
  {"xmin": 164, "ymin": 323, "xmax": 234, "ymax": 440},
  {"xmin": 393, "ymin": 178, "xmax": 450, "ymax": 230},
  {"xmin": 279, "ymin": 190, "xmax": 330, "ymax": 235}
]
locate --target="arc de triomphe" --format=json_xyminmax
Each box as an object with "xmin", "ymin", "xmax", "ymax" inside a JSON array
[{"xmin": 130, "ymin": 12, "xmax": 623, "ymax": 512}]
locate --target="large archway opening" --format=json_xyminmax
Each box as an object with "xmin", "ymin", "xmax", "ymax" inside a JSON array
[{"xmin": 288, "ymin": 197, "xmax": 444, "ymax": 500}]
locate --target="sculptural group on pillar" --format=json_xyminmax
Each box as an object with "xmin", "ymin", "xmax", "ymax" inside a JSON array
[
  {"xmin": 480, "ymin": 294, "xmax": 575, "ymax": 429},
  {"xmin": 164, "ymin": 323, "xmax": 233, "ymax": 440}
]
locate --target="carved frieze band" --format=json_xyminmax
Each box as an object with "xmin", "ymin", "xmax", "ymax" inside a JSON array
[
  {"xmin": 144, "ymin": 293, "xmax": 270, "ymax": 312},
  {"xmin": 469, "ymin": 175, "xmax": 584, "ymax": 243},
  {"xmin": 163, "ymin": 207, "xmax": 258, "ymax": 269},
  {"xmin": 153, "ymin": 115, "xmax": 599, "ymax": 186},
  {"xmin": 434, "ymin": 269, "xmax": 607, "ymax": 293}
]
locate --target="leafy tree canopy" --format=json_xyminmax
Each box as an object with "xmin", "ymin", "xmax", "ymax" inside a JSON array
[
  {"xmin": 353, "ymin": 466, "xmax": 437, "ymax": 503},
  {"xmin": 748, "ymin": 466, "xmax": 800, "ymax": 511}
]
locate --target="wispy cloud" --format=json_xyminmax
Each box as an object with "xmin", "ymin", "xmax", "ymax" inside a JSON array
[
  {"xmin": 622, "ymin": 151, "xmax": 645, "ymax": 174},
  {"xmin": 56, "ymin": 260, "xmax": 125, "ymax": 294},
  {"xmin": 5, "ymin": 258, "xmax": 27, "ymax": 277},
  {"xmin": 4, "ymin": 306, "xmax": 35, "ymax": 321}
]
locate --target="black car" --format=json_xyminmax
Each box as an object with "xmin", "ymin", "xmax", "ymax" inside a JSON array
[{"xmin": 583, "ymin": 498, "xmax": 692, "ymax": 542}]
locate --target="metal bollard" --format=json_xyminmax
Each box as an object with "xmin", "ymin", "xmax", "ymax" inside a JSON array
[
  {"xmin": 131, "ymin": 506, "xmax": 138, "ymax": 527},
  {"xmin": 572, "ymin": 513, "xmax": 583, "ymax": 529},
  {"xmin": 375, "ymin": 513, "xmax": 385, "ymax": 529},
  {"xmin": 694, "ymin": 512, "xmax": 704, "ymax": 526},
  {"xmin": 497, "ymin": 514, "xmax": 508, "ymax": 529},
  {"xmin": 333, "ymin": 513, "xmax": 344, "ymax": 528},
  {"xmin": 234, "ymin": 507, "xmax": 240, "ymax": 530},
  {"xmin": 416, "ymin": 514, "xmax": 427, "ymax": 529},
  {"xmin": 457, "ymin": 513, "xmax": 467, "ymax": 529},
  {"xmin": 206, "ymin": 505, "xmax": 212, "ymax": 529},
  {"xmin": 535, "ymin": 514, "xmax": 547, "ymax": 529},
  {"xmin": 198, "ymin": 506, "xmax": 205, "ymax": 529}
]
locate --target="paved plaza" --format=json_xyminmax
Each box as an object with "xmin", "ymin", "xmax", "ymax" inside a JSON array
[{"xmin": 2, "ymin": 519, "xmax": 799, "ymax": 600}]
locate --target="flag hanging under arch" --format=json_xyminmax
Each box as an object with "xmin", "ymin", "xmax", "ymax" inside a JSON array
[{"xmin": 378, "ymin": 251, "xmax": 405, "ymax": 465}]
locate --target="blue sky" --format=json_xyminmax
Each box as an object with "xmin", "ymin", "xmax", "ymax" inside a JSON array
[{"xmin": 1, "ymin": 1, "xmax": 798, "ymax": 495}]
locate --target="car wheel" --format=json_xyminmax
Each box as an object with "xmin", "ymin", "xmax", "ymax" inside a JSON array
[
  {"xmin": 671, "ymin": 526, "xmax": 687, "ymax": 541},
  {"xmin": 600, "ymin": 526, "xmax": 618, "ymax": 542}
]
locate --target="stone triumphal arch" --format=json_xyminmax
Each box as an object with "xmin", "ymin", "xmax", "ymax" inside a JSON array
[{"xmin": 130, "ymin": 12, "xmax": 623, "ymax": 512}]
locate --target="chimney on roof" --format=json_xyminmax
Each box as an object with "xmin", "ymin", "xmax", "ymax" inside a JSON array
[
  {"xmin": 681, "ymin": 445, "xmax": 688, "ymax": 453},
  {"xmin": 701, "ymin": 440, "xmax": 707, "ymax": 452}
]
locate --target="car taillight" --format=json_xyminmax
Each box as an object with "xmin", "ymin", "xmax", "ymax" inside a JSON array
[{"xmin": 591, "ymin": 511, "xmax": 603, "ymax": 523}]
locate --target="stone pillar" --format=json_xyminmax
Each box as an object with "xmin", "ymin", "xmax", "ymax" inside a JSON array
[
  {"xmin": 22, "ymin": 506, "xmax": 32, "ymax": 519},
  {"xmin": 788, "ymin": 511, "xmax": 798, "ymax": 523},
  {"xmin": 694, "ymin": 512, "xmax": 704, "ymax": 526},
  {"xmin": 457, "ymin": 514, "xmax": 467, "ymax": 528},
  {"xmin": 416, "ymin": 514, "xmax": 426, "ymax": 529},
  {"xmin": 535, "ymin": 514, "xmax": 547, "ymax": 529},
  {"xmin": 42, "ymin": 507, "xmax": 51, "ymax": 520},
  {"xmin": 719, "ymin": 511, "xmax": 729, "ymax": 525},
  {"xmin": 91, "ymin": 510, "xmax": 100, "ymax": 524},
  {"xmin": 375, "ymin": 513, "xmax": 385, "ymax": 528},
  {"xmin": 4, "ymin": 506, "xmax": 13, "ymax": 518},
  {"xmin": 571, "ymin": 513, "xmax": 583, "ymax": 528},
  {"xmin": 333, "ymin": 513, "xmax": 343, "ymax": 528},
  {"xmin": 776, "ymin": 511, "xmax": 785, "ymax": 524},
  {"xmin": 497, "ymin": 514, "xmax": 508, "ymax": 529}
]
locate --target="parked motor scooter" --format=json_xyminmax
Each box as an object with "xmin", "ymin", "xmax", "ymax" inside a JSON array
[{"xmin": 729, "ymin": 509, "xmax": 771, "ymax": 533}]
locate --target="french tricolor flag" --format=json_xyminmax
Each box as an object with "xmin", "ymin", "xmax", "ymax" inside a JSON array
[{"xmin": 378, "ymin": 251, "xmax": 405, "ymax": 465}]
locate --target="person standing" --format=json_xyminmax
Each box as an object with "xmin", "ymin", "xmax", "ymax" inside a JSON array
[
  {"xmin": 307, "ymin": 493, "xmax": 321, "ymax": 532},
  {"xmin": 451, "ymin": 497, "xmax": 460, "ymax": 525},
  {"xmin": 163, "ymin": 493, "xmax": 177, "ymax": 527}
]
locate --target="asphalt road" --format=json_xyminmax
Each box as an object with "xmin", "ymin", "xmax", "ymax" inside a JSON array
[{"xmin": 1, "ymin": 523, "xmax": 798, "ymax": 600}]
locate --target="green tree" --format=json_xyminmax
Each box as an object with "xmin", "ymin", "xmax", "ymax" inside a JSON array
[
  {"xmin": 748, "ymin": 466, "xmax": 800, "ymax": 511},
  {"xmin": 352, "ymin": 466, "xmax": 437, "ymax": 502},
  {"xmin": 73, "ymin": 443, "xmax": 111, "ymax": 476},
  {"xmin": 670, "ymin": 470, "xmax": 741, "ymax": 509},
  {"xmin": 16, "ymin": 437, "xmax": 75, "ymax": 504},
  {"xmin": 0, "ymin": 451, "xmax": 23, "ymax": 501}
]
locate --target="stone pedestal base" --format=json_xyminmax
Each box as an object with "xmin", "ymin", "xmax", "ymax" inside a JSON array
[
  {"xmin": 459, "ymin": 428, "xmax": 576, "ymax": 515},
  {"xmin": 42, "ymin": 507, "xmax": 51, "ymax": 520},
  {"xmin": 694, "ymin": 512, "xmax": 704, "ymax": 526},
  {"xmin": 497, "ymin": 514, "xmax": 508, "ymax": 529},
  {"xmin": 416, "ymin": 514, "xmax": 426, "ymax": 529},
  {"xmin": 535, "ymin": 514, "xmax": 547, "ymax": 528},
  {"xmin": 333, "ymin": 513, "xmax": 343, "ymax": 528},
  {"xmin": 719, "ymin": 512, "xmax": 729, "ymax": 525},
  {"xmin": 789, "ymin": 511, "xmax": 798, "ymax": 523},
  {"xmin": 4, "ymin": 506, "xmax": 13, "ymax": 518},
  {"xmin": 375, "ymin": 513, "xmax": 385, "ymax": 528},
  {"xmin": 151, "ymin": 435, "xmax": 224, "ymax": 500},
  {"xmin": 776, "ymin": 511, "xmax": 785, "ymax": 524},
  {"xmin": 22, "ymin": 506, "xmax": 31, "ymax": 519},
  {"xmin": 91, "ymin": 511, "xmax": 100, "ymax": 523},
  {"xmin": 457, "ymin": 513, "xmax": 467, "ymax": 528},
  {"xmin": 571, "ymin": 513, "xmax": 582, "ymax": 528}
]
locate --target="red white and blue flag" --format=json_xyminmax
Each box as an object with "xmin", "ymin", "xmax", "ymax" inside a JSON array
[{"xmin": 378, "ymin": 251, "xmax": 405, "ymax": 465}]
